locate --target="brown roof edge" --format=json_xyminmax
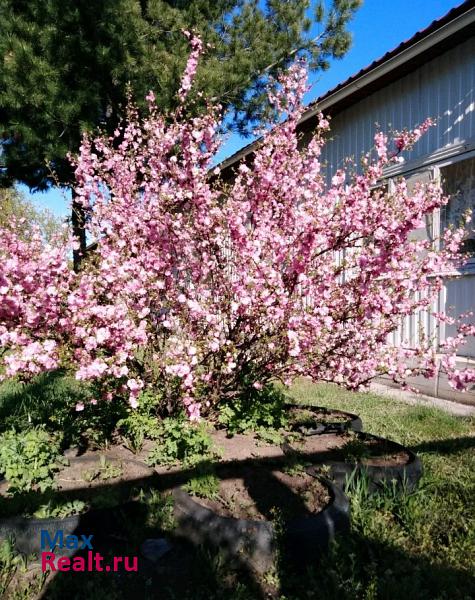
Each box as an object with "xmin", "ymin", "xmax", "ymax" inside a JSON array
[{"xmin": 218, "ymin": 0, "xmax": 475, "ymax": 177}]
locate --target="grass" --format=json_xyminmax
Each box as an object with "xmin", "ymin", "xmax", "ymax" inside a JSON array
[
  {"xmin": 0, "ymin": 372, "xmax": 91, "ymax": 432},
  {"xmin": 0, "ymin": 375, "xmax": 474, "ymax": 598},
  {"xmin": 0, "ymin": 371, "xmax": 127, "ymax": 449},
  {"xmin": 281, "ymin": 379, "xmax": 475, "ymax": 599}
]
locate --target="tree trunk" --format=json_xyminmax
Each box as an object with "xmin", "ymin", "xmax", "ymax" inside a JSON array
[{"xmin": 71, "ymin": 189, "xmax": 87, "ymax": 272}]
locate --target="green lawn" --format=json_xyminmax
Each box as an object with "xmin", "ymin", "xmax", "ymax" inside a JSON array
[
  {"xmin": 1, "ymin": 377, "xmax": 474, "ymax": 599},
  {"xmin": 284, "ymin": 379, "xmax": 475, "ymax": 600}
]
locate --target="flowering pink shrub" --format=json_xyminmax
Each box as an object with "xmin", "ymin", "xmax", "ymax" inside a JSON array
[
  {"xmin": 1, "ymin": 38, "xmax": 474, "ymax": 419},
  {"xmin": 0, "ymin": 223, "xmax": 73, "ymax": 376}
]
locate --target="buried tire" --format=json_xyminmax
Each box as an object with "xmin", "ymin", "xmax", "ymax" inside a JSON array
[
  {"xmin": 172, "ymin": 475, "xmax": 350, "ymax": 574},
  {"xmin": 0, "ymin": 456, "xmax": 156, "ymax": 555},
  {"xmin": 0, "ymin": 500, "xmax": 153, "ymax": 557},
  {"xmin": 283, "ymin": 431, "xmax": 423, "ymax": 493},
  {"xmin": 286, "ymin": 403, "xmax": 363, "ymax": 435},
  {"xmin": 0, "ymin": 513, "xmax": 82, "ymax": 557}
]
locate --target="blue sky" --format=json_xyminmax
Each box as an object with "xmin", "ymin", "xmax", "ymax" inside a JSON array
[{"xmin": 21, "ymin": 0, "xmax": 466, "ymax": 219}]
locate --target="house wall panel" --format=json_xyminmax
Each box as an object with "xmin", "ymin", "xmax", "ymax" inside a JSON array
[
  {"xmin": 322, "ymin": 37, "xmax": 475, "ymax": 179},
  {"xmin": 321, "ymin": 36, "xmax": 475, "ymax": 358}
]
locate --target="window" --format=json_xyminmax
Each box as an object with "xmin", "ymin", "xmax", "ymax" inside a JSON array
[
  {"xmin": 405, "ymin": 170, "xmax": 435, "ymax": 243},
  {"xmin": 440, "ymin": 158, "xmax": 475, "ymax": 258}
]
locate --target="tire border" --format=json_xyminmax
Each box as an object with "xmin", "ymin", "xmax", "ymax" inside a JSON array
[
  {"xmin": 0, "ymin": 456, "xmax": 155, "ymax": 555},
  {"xmin": 283, "ymin": 431, "xmax": 423, "ymax": 493},
  {"xmin": 286, "ymin": 402, "xmax": 363, "ymax": 435},
  {"xmin": 172, "ymin": 474, "xmax": 350, "ymax": 574}
]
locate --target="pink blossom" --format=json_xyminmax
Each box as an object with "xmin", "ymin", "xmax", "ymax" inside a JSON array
[
  {"xmin": 0, "ymin": 46, "xmax": 473, "ymax": 421},
  {"xmin": 127, "ymin": 378, "xmax": 143, "ymax": 392}
]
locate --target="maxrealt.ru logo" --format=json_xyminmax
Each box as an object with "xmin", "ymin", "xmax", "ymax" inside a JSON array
[{"xmin": 40, "ymin": 530, "xmax": 138, "ymax": 572}]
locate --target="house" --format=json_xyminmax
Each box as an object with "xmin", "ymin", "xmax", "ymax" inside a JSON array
[{"xmin": 218, "ymin": 0, "xmax": 475, "ymax": 402}]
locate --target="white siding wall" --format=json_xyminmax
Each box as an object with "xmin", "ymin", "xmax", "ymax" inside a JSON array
[
  {"xmin": 320, "ymin": 36, "xmax": 475, "ymax": 358},
  {"xmin": 322, "ymin": 37, "xmax": 475, "ymax": 178},
  {"xmin": 445, "ymin": 272, "xmax": 475, "ymax": 356}
]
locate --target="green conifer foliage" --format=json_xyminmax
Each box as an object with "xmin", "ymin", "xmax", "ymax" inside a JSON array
[
  {"xmin": 0, "ymin": 0, "xmax": 360, "ymax": 189},
  {"xmin": 0, "ymin": 1, "xmax": 359, "ymax": 267}
]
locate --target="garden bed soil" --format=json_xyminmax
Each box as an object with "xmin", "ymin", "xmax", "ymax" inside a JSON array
[
  {"xmin": 0, "ymin": 450, "xmax": 157, "ymax": 522},
  {"xmin": 286, "ymin": 432, "xmax": 410, "ymax": 467},
  {"xmin": 289, "ymin": 406, "xmax": 352, "ymax": 424},
  {"xmin": 286, "ymin": 404, "xmax": 363, "ymax": 434},
  {"xmin": 210, "ymin": 429, "xmax": 286, "ymax": 462},
  {"xmin": 172, "ymin": 473, "xmax": 350, "ymax": 574},
  {"xmin": 56, "ymin": 453, "xmax": 154, "ymax": 492},
  {"xmin": 196, "ymin": 465, "xmax": 330, "ymax": 521},
  {"xmin": 0, "ymin": 449, "xmax": 157, "ymax": 555},
  {"xmin": 0, "ymin": 444, "xmax": 157, "ymax": 498}
]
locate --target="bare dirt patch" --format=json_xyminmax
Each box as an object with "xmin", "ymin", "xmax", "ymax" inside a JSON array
[
  {"xmin": 287, "ymin": 432, "xmax": 410, "ymax": 467},
  {"xmin": 210, "ymin": 429, "xmax": 286, "ymax": 462},
  {"xmin": 288, "ymin": 406, "xmax": 352, "ymax": 426},
  {"xmin": 197, "ymin": 464, "xmax": 330, "ymax": 521},
  {"xmin": 55, "ymin": 453, "xmax": 154, "ymax": 492}
]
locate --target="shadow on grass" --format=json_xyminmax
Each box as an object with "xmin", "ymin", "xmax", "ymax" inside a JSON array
[
  {"xmin": 36, "ymin": 511, "xmax": 475, "ymax": 599},
  {"xmin": 281, "ymin": 529, "xmax": 475, "ymax": 600},
  {"xmin": 0, "ymin": 371, "xmax": 71, "ymax": 423},
  {"xmin": 410, "ymin": 435, "xmax": 475, "ymax": 455},
  {"xmin": 0, "ymin": 445, "xmax": 473, "ymax": 599}
]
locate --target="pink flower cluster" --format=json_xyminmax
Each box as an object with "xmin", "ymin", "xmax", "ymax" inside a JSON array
[
  {"xmin": 0, "ymin": 225, "xmax": 73, "ymax": 377},
  {"xmin": 1, "ymin": 42, "xmax": 474, "ymax": 418},
  {"xmin": 178, "ymin": 32, "xmax": 204, "ymax": 103},
  {"xmin": 394, "ymin": 118, "xmax": 434, "ymax": 151}
]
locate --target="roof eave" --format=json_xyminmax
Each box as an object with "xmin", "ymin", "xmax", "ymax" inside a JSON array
[
  {"xmin": 300, "ymin": 4, "xmax": 475, "ymax": 124},
  {"xmin": 218, "ymin": 3, "xmax": 475, "ymax": 175}
]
